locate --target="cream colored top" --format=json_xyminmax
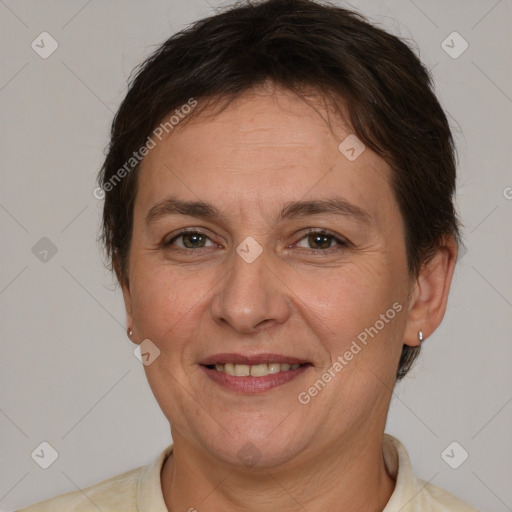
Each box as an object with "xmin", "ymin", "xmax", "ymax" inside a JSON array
[{"xmin": 17, "ymin": 434, "xmax": 477, "ymax": 511}]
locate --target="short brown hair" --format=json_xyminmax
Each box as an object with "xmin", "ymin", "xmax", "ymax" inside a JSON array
[{"xmin": 98, "ymin": 0, "xmax": 460, "ymax": 379}]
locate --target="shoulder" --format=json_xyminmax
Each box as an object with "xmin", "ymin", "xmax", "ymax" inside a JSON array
[
  {"xmin": 16, "ymin": 465, "xmax": 143, "ymax": 512},
  {"xmin": 417, "ymin": 479, "xmax": 479, "ymax": 511},
  {"xmin": 16, "ymin": 444, "xmax": 173, "ymax": 512},
  {"xmin": 382, "ymin": 434, "xmax": 478, "ymax": 512}
]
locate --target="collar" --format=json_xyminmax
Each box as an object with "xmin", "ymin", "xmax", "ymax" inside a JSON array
[{"xmin": 136, "ymin": 434, "xmax": 434, "ymax": 511}]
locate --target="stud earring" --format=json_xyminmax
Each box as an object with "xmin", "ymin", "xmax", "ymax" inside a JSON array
[
  {"xmin": 418, "ymin": 330, "xmax": 424, "ymax": 342},
  {"xmin": 127, "ymin": 327, "xmax": 133, "ymax": 338}
]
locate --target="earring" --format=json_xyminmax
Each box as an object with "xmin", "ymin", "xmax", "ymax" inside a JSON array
[
  {"xmin": 418, "ymin": 330, "xmax": 424, "ymax": 342},
  {"xmin": 127, "ymin": 327, "xmax": 133, "ymax": 338}
]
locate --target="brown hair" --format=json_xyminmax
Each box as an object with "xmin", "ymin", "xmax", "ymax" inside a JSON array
[{"xmin": 97, "ymin": 0, "xmax": 460, "ymax": 379}]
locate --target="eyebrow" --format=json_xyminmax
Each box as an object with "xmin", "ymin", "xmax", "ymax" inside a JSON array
[{"xmin": 145, "ymin": 195, "xmax": 373, "ymax": 228}]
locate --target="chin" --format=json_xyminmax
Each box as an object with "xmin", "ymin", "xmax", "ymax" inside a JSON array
[{"xmin": 190, "ymin": 416, "xmax": 312, "ymax": 470}]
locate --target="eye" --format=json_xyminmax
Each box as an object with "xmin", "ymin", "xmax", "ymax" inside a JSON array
[
  {"xmin": 293, "ymin": 229, "xmax": 349, "ymax": 251},
  {"xmin": 165, "ymin": 230, "xmax": 216, "ymax": 249},
  {"xmin": 164, "ymin": 228, "xmax": 349, "ymax": 252}
]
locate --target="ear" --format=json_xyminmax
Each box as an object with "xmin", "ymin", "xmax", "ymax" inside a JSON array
[
  {"xmin": 403, "ymin": 236, "xmax": 458, "ymax": 347},
  {"xmin": 115, "ymin": 259, "xmax": 138, "ymax": 346}
]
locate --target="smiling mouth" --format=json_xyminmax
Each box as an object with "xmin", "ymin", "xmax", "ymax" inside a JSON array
[{"xmin": 203, "ymin": 362, "xmax": 310, "ymax": 377}]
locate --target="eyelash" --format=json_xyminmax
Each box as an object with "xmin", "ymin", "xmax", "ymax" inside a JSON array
[{"xmin": 164, "ymin": 228, "xmax": 349, "ymax": 253}]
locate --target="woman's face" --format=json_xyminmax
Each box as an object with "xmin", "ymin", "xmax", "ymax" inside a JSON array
[{"xmin": 123, "ymin": 87, "xmax": 416, "ymax": 468}]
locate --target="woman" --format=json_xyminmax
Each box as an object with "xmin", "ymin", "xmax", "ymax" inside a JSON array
[{"xmin": 19, "ymin": 0, "xmax": 477, "ymax": 510}]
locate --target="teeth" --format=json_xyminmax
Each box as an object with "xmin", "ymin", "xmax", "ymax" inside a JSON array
[
  {"xmin": 234, "ymin": 364, "xmax": 250, "ymax": 377},
  {"xmin": 250, "ymin": 364, "xmax": 268, "ymax": 377},
  {"xmin": 224, "ymin": 363, "xmax": 235, "ymax": 376},
  {"xmin": 268, "ymin": 363, "xmax": 280, "ymax": 374},
  {"xmin": 212, "ymin": 362, "xmax": 302, "ymax": 377}
]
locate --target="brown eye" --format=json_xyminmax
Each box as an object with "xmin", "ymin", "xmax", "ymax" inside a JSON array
[
  {"xmin": 166, "ymin": 231, "xmax": 214, "ymax": 249},
  {"xmin": 295, "ymin": 229, "xmax": 348, "ymax": 251},
  {"xmin": 307, "ymin": 233, "xmax": 334, "ymax": 249}
]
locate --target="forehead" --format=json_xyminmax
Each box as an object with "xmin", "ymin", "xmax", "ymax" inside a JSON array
[
  {"xmin": 135, "ymin": 86, "xmax": 397, "ymax": 229},
  {"xmin": 156, "ymin": 88, "xmax": 349, "ymax": 168}
]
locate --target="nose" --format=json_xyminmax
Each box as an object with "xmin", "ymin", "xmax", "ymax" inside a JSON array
[{"xmin": 210, "ymin": 243, "xmax": 291, "ymax": 334}]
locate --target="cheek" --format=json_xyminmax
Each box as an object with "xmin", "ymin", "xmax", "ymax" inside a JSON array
[
  {"xmin": 305, "ymin": 261, "xmax": 397, "ymax": 329},
  {"xmin": 303, "ymin": 261, "xmax": 407, "ymax": 378},
  {"xmin": 129, "ymin": 265, "xmax": 203, "ymax": 346}
]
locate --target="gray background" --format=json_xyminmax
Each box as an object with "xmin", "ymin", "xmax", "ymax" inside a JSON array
[{"xmin": 0, "ymin": 0, "xmax": 510, "ymax": 510}]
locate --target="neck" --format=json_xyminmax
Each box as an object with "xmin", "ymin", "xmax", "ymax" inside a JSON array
[{"xmin": 161, "ymin": 428, "xmax": 395, "ymax": 512}]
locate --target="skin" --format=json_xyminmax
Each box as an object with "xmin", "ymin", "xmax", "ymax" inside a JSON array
[{"xmin": 120, "ymin": 84, "xmax": 458, "ymax": 511}]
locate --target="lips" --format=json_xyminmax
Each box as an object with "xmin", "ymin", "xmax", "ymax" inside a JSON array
[
  {"xmin": 199, "ymin": 353, "xmax": 307, "ymax": 366},
  {"xmin": 211, "ymin": 362, "xmax": 302, "ymax": 377},
  {"xmin": 199, "ymin": 353, "xmax": 312, "ymax": 393}
]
